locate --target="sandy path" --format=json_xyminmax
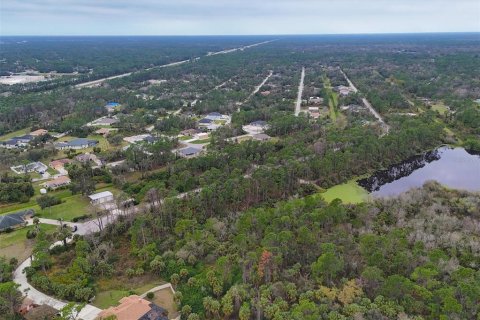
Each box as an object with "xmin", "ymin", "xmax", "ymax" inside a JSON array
[{"xmin": 295, "ymin": 67, "xmax": 305, "ymax": 116}]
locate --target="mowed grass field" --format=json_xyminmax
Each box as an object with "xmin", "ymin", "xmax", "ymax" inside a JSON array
[
  {"xmin": 321, "ymin": 180, "xmax": 369, "ymax": 204},
  {"xmin": 0, "ymin": 185, "xmax": 120, "ymax": 221},
  {"xmin": 0, "ymin": 127, "xmax": 30, "ymax": 141},
  {"xmin": 0, "ymin": 224, "xmax": 56, "ymax": 261}
]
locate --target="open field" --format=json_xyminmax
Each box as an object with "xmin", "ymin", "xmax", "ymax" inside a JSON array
[
  {"xmin": 0, "ymin": 224, "xmax": 56, "ymax": 261},
  {"xmin": 1, "ymin": 185, "xmax": 120, "ymax": 221},
  {"xmin": 0, "ymin": 127, "xmax": 30, "ymax": 141},
  {"xmin": 321, "ymin": 180, "xmax": 369, "ymax": 204}
]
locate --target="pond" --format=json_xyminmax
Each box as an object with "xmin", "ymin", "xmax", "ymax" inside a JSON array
[{"xmin": 358, "ymin": 147, "xmax": 480, "ymax": 197}]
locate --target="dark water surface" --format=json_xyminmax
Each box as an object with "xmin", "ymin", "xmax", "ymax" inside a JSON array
[{"xmin": 358, "ymin": 147, "xmax": 480, "ymax": 197}]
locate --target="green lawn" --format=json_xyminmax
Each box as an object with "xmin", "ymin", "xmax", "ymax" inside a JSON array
[
  {"xmin": 0, "ymin": 224, "xmax": 55, "ymax": 248},
  {"xmin": 191, "ymin": 139, "xmax": 210, "ymax": 144},
  {"xmin": 321, "ymin": 180, "xmax": 369, "ymax": 204},
  {"xmin": 92, "ymin": 281, "xmax": 163, "ymax": 309},
  {"xmin": 0, "ymin": 128, "xmax": 30, "ymax": 141},
  {"xmin": 93, "ymin": 290, "xmax": 130, "ymax": 309},
  {"xmin": 431, "ymin": 103, "xmax": 449, "ymax": 115},
  {"xmin": 0, "ymin": 224, "xmax": 56, "ymax": 261}
]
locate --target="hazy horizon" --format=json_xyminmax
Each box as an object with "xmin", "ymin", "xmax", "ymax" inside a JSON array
[{"xmin": 1, "ymin": 0, "xmax": 479, "ymax": 36}]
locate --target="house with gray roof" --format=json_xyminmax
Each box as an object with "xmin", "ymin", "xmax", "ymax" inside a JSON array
[
  {"xmin": 178, "ymin": 146, "xmax": 203, "ymax": 158},
  {"xmin": 0, "ymin": 209, "xmax": 34, "ymax": 232},
  {"xmin": 54, "ymin": 138, "xmax": 98, "ymax": 150}
]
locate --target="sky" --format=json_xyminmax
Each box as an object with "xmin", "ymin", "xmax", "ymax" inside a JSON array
[{"xmin": 1, "ymin": 0, "xmax": 479, "ymax": 36}]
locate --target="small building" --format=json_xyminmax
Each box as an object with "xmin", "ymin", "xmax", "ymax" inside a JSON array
[
  {"xmin": 0, "ymin": 209, "xmax": 34, "ymax": 232},
  {"xmin": 252, "ymin": 133, "xmax": 271, "ymax": 141},
  {"xmin": 178, "ymin": 146, "xmax": 202, "ymax": 158},
  {"xmin": 98, "ymin": 295, "xmax": 168, "ymax": 320},
  {"xmin": 30, "ymin": 129, "xmax": 48, "ymax": 136},
  {"xmin": 54, "ymin": 138, "xmax": 98, "ymax": 150},
  {"xmin": 260, "ymin": 90, "xmax": 271, "ymax": 96},
  {"xmin": 43, "ymin": 176, "xmax": 71, "ymax": 190},
  {"xmin": 195, "ymin": 132, "xmax": 209, "ymax": 140},
  {"xmin": 49, "ymin": 158, "xmax": 72, "ymax": 171},
  {"xmin": 88, "ymin": 191, "xmax": 114, "ymax": 205}
]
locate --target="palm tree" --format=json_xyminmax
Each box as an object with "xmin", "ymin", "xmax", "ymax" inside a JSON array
[{"xmin": 55, "ymin": 218, "xmax": 72, "ymax": 247}]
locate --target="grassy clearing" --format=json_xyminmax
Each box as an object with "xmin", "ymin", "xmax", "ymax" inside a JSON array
[
  {"xmin": 191, "ymin": 139, "xmax": 210, "ymax": 144},
  {"xmin": 0, "ymin": 224, "xmax": 56, "ymax": 261},
  {"xmin": 93, "ymin": 290, "xmax": 130, "ymax": 309},
  {"xmin": 321, "ymin": 180, "xmax": 369, "ymax": 204},
  {"xmin": 431, "ymin": 103, "xmax": 449, "ymax": 115},
  {"xmin": 0, "ymin": 128, "xmax": 30, "ymax": 141},
  {"xmin": 1, "ymin": 185, "xmax": 120, "ymax": 221}
]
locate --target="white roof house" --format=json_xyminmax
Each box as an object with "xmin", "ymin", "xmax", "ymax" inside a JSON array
[{"xmin": 88, "ymin": 191, "xmax": 114, "ymax": 204}]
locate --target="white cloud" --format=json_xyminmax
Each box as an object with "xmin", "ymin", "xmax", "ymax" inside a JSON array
[{"xmin": 1, "ymin": 0, "xmax": 479, "ymax": 35}]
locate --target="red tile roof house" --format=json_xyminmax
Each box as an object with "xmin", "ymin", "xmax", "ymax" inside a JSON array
[
  {"xmin": 97, "ymin": 295, "xmax": 169, "ymax": 320},
  {"xmin": 43, "ymin": 176, "xmax": 71, "ymax": 190},
  {"xmin": 49, "ymin": 158, "xmax": 72, "ymax": 171}
]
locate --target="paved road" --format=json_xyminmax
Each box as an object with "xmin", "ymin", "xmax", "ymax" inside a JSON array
[
  {"xmin": 14, "ymin": 259, "xmax": 102, "ymax": 320},
  {"xmin": 75, "ymin": 40, "xmax": 275, "ymax": 89},
  {"xmin": 295, "ymin": 67, "xmax": 306, "ymax": 116},
  {"xmin": 339, "ymin": 68, "xmax": 390, "ymax": 134},
  {"xmin": 237, "ymin": 70, "xmax": 273, "ymax": 111}
]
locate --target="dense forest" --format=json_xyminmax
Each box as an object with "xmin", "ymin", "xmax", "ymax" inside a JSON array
[{"xmin": 23, "ymin": 183, "xmax": 480, "ymax": 319}]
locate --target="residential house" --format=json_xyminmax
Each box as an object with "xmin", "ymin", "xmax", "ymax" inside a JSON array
[
  {"xmin": 0, "ymin": 209, "xmax": 34, "ymax": 232},
  {"xmin": 1, "ymin": 134, "xmax": 35, "ymax": 149},
  {"xmin": 123, "ymin": 134, "xmax": 154, "ymax": 144},
  {"xmin": 43, "ymin": 176, "xmax": 71, "ymax": 190},
  {"xmin": 49, "ymin": 159, "xmax": 72, "ymax": 171},
  {"xmin": 204, "ymin": 112, "xmax": 228, "ymax": 121},
  {"xmin": 180, "ymin": 128, "xmax": 201, "ymax": 137},
  {"xmin": 260, "ymin": 90, "xmax": 271, "ymax": 96},
  {"xmin": 98, "ymin": 295, "xmax": 168, "ymax": 320},
  {"xmin": 95, "ymin": 127, "xmax": 114, "ymax": 136},
  {"xmin": 178, "ymin": 146, "xmax": 202, "ymax": 158},
  {"xmin": 105, "ymin": 102, "xmax": 121, "ymax": 113},
  {"xmin": 11, "ymin": 162, "xmax": 48, "ymax": 174},
  {"xmin": 88, "ymin": 116, "xmax": 119, "ymax": 127},
  {"xmin": 88, "ymin": 191, "xmax": 114, "ymax": 205},
  {"xmin": 198, "ymin": 118, "xmax": 213, "ymax": 126},
  {"xmin": 336, "ymin": 85, "xmax": 354, "ymax": 96},
  {"xmin": 54, "ymin": 138, "xmax": 98, "ymax": 150},
  {"xmin": 242, "ymin": 120, "xmax": 269, "ymax": 134},
  {"xmin": 309, "ymin": 96, "xmax": 324, "ymax": 105},
  {"xmin": 76, "ymin": 153, "xmax": 103, "ymax": 166},
  {"xmin": 30, "ymin": 129, "xmax": 48, "ymax": 136}
]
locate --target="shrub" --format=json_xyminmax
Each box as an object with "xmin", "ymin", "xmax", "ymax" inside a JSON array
[{"xmin": 146, "ymin": 292, "xmax": 154, "ymax": 299}]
